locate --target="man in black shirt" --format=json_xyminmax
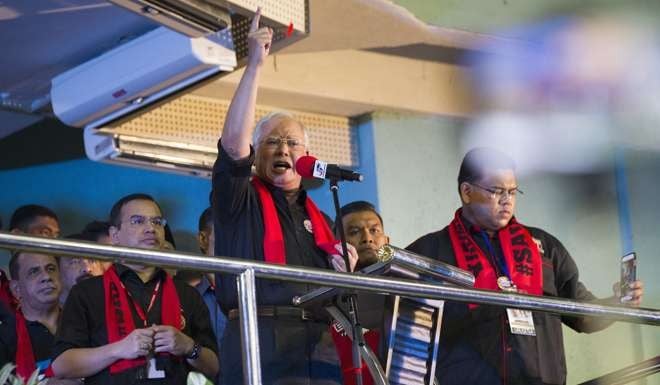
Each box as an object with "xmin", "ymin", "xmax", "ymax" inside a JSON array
[
  {"xmin": 406, "ymin": 148, "xmax": 644, "ymax": 385},
  {"xmin": 212, "ymin": 8, "xmax": 357, "ymax": 385},
  {"xmin": 0, "ymin": 251, "xmax": 62, "ymax": 380},
  {"xmin": 52, "ymin": 194, "xmax": 218, "ymax": 385}
]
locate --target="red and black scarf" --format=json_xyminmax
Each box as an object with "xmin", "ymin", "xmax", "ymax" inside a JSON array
[
  {"xmin": 15, "ymin": 308, "xmax": 55, "ymax": 380},
  {"xmin": 330, "ymin": 324, "xmax": 380, "ymax": 385},
  {"xmin": 253, "ymin": 177, "xmax": 380, "ymax": 384},
  {"xmin": 448, "ymin": 209, "xmax": 542, "ymax": 304},
  {"xmin": 103, "ymin": 266, "xmax": 182, "ymax": 374},
  {"xmin": 252, "ymin": 177, "xmax": 339, "ymax": 262},
  {"xmin": 15, "ymin": 309, "xmax": 36, "ymax": 380},
  {"xmin": 0, "ymin": 270, "xmax": 16, "ymax": 311}
]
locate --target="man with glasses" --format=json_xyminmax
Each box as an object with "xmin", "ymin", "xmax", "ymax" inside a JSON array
[
  {"xmin": 407, "ymin": 147, "xmax": 644, "ymax": 385},
  {"xmin": 211, "ymin": 8, "xmax": 357, "ymax": 385},
  {"xmin": 52, "ymin": 193, "xmax": 218, "ymax": 385}
]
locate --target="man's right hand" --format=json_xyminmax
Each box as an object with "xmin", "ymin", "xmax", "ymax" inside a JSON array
[
  {"xmin": 247, "ymin": 7, "xmax": 273, "ymax": 69},
  {"xmin": 116, "ymin": 328, "xmax": 155, "ymax": 359}
]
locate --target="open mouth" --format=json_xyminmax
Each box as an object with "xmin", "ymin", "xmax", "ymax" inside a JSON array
[{"xmin": 272, "ymin": 160, "xmax": 292, "ymax": 172}]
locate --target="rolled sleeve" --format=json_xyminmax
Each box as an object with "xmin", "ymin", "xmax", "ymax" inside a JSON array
[
  {"xmin": 211, "ymin": 141, "xmax": 255, "ymax": 223},
  {"xmin": 183, "ymin": 285, "xmax": 218, "ymax": 355}
]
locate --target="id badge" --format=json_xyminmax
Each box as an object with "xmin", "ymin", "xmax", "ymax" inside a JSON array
[
  {"xmin": 146, "ymin": 357, "xmax": 166, "ymax": 379},
  {"xmin": 506, "ymin": 308, "xmax": 536, "ymax": 336}
]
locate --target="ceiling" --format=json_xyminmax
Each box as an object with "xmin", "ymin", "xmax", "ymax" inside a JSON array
[{"xmin": 2, "ymin": 0, "xmax": 656, "ymax": 140}]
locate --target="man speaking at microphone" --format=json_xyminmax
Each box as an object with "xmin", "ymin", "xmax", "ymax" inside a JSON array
[{"xmin": 211, "ymin": 8, "xmax": 358, "ymax": 385}]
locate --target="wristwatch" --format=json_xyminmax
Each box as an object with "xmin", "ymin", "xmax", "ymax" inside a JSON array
[{"xmin": 186, "ymin": 342, "xmax": 201, "ymax": 360}]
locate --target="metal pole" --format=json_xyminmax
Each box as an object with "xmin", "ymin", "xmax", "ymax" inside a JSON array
[
  {"xmin": 0, "ymin": 232, "xmax": 659, "ymax": 325},
  {"xmin": 237, "ymin": 269, "xmax": 261, "ymax": 385}
]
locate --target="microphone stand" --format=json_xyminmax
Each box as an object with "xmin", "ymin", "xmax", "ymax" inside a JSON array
[{"xmin": 330, "ymin": 178, "xmax": 365, "ymax": 385}]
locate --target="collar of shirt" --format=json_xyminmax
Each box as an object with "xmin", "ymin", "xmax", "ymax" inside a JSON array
[
  {"xmin": 114, "ymin": 263, "xmax": 165, "ymax": 284},
  {"xmin": 195, "ymin": 275, "xmax": 214, "ymax": 295},
  {"xmin": 260, "ymin": 178, "xmax": 308, "ymax": 206}
]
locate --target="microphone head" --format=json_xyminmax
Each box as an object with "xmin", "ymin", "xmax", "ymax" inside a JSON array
[{"xmin": 295, "ymin": 155, "xmax": 318, "ymax": 178}]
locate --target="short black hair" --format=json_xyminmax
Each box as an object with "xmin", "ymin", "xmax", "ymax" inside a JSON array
[
  {"xmin": 9, "ymin": 251, "xmax": 58, "ymax": 280},
  {"xmin": 198, "ymin": 207, "xmax": 213, "ymax": 233},
  {"xmin": 81, "ymin": 220, "xmax": 110, "ymax": 242},
  {"xmin": 336, "ymin": 201, "xmax": 384, "ymax": 231},
  {"xmin": 8, "ymin": 252, "xmax": 21, "ymax": 280},
  {"xmin": 9, "ymin": 204, "xmax": 59, "ymax": 232},
  {"xmin": 65, "ymin": 232, "xmax": 96, "ymax": 243},
  {"xmin": 458, "ymin": 147, "xmax": 516, "ymax": 194},
  {"xmin": 58, "ymin": 233, "xmax": 94, "ymax": 266},
  {"xmin": 109, "ymin": 193, "xmax": 162, "ymax": 228}
]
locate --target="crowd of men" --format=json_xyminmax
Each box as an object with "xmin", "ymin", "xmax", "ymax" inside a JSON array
[{"xmin": 0, "ymin": 8, "xmax": 646, "ymax": 385}]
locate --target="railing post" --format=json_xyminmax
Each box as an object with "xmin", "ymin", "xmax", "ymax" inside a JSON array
[{"xmin": 237, "ymin": 268, "xmax": 262, "ymax": 385}]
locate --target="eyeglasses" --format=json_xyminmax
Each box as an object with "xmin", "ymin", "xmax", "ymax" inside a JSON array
[
  {"xmin": 471, "ymin": 183, "xmax": 523, "ymax": 200},
  {"xmin": 261, "ymin": 136, "xmax": 305, "ymax": 150},
  {"xmin": 125, "ymin": 215, "xmax": 167, "ymax": 227}
]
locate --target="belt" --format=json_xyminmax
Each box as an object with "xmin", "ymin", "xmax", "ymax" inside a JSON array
[{"xmin": 227, "ymin": 306, "xmax": 314, "ymax": 321}]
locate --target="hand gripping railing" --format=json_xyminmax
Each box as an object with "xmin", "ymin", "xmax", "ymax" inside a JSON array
[{"xmin": 1, "ymin": 232, "xmax": 659, "ymax": 385}]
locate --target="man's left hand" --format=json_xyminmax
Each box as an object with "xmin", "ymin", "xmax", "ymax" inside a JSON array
[{"xmin": 152, "ymin": 325, "xmax": 195, "ymax": 356}]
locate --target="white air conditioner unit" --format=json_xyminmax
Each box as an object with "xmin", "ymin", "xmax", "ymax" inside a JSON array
[
  {"xmin": 84, "ymin": 126, "xmax": 218, "ymax": 178},
  {"xmin": 51, "ymin": 26, "xmax": 236, "ymax": 128},
  {"xmin": 109, "ymin": 0, "xmax": 231, "ymax": 38}
]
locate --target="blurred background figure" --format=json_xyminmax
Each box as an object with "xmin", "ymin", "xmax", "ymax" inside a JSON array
[
  {"xmin": 463, "ymin": 10, "xmax": 660, "ymax": 175},
  {"xmin": 80, "ymin": 220, "xmax": 112, "ymax": 245},
  {"xmin": 58, "ymin": 233, "xmax": 106, "ymax": 305},
  {"xmin": 79, "ymin": 220, "xmax": 114, "ymax": 272}
]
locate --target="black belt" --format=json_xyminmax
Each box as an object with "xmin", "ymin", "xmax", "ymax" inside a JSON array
[{"xmin": 227, "ymin": 306, "xmax": 313, "ymax": 321}]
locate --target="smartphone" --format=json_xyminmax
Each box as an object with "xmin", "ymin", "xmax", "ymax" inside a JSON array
[{"xmin": 620, "ymin": 252, "xmax": 637, "ymax": 303}]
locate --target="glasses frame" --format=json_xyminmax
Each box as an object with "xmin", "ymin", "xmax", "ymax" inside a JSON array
[
  {"xmin": 124, "ymin": 215, "xmax": 168, "ymax": 228},
  {"xmin": 471, "ymin": 183, "xmax": 524, "ymax": 200},
  {"xmin": 260, "ymin": 136, "xmax": 306, "ymax": 150}
]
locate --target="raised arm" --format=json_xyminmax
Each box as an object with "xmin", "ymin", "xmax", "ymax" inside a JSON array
[{"xmin": 221, "ymin": 8, "xmax": 273, "ymax": 160}]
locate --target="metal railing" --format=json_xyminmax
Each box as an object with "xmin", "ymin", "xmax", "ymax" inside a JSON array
[{"xmin": 1, "ymin": 232, "xmax": 659, "ymax": 385}]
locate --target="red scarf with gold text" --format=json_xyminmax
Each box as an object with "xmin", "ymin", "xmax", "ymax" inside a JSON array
[{"xmin": 448, "ymin": 209, "xmax": 542, "ymax": 303}]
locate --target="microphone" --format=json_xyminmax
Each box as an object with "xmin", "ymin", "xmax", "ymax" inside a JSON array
[{"xmin": 295, "ymin": 155, "xmax": 364, "ymax": 182}]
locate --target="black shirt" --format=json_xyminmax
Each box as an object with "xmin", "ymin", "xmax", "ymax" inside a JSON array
[
  {"xmin": 211, "ymin": 143, "xmax": 333, "ymax": 311},
  {"xmin": 53, "ymin": 264, "xmax": 217, "ymax": 385},
  {"xmin": 211, "ymin": 143, "xmax": 344, "ymax": 385},
  {"xmin": 406, "ymin": 218, "xmax": 603, "ymax": 385},
  {"xmin": 0, "ymin": 311, "xmax": 55, "ymax": 373}
]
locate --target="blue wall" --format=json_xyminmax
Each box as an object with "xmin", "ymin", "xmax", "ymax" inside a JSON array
[{"xmin": 0, "ymin": 159, "xmax": 211, "ymax": 263}]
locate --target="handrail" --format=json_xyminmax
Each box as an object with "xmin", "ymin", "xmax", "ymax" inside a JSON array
[
  {"xmin": 0, "ymin": 231, "xmax": 659, "ymax": 325},
  {"xmin": 579, "ymin": 355, "xmax": 660, "ymax": 384}
]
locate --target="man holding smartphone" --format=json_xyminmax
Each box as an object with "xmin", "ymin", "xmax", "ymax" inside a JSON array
[{"xmin": 407, "ymin": 148, "xmax": 644, "ymax": 385}]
